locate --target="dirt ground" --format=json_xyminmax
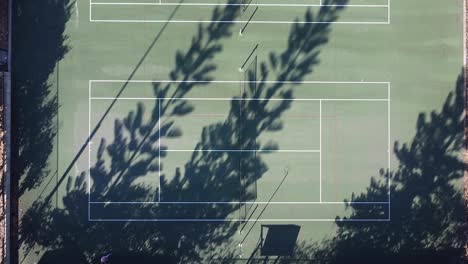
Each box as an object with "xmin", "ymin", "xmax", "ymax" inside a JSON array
[
  {"xmin": 0, "ymin": 0, "xmax": 7, "ymax": 262},
  {"xmin": 0, "ymin": 74, "xmax": 5, "ymax": 264}
]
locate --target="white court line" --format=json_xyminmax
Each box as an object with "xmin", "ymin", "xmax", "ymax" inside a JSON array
[
  {"xmin": 387, "ymin": 82, "xmax": 391, "ymax": 220},
  {"xmin": 319, "ymin": 99, "xmax": 322, "ymax": 203},
  {"xmin": 91, "ymin": 2, "xmax": 389, "ymax": 8},
  {"xmin": 89, "ymin": 0, "xmax": 91, "ymax": 22},
  {"xmin": 160, "ymin": 149, "xmax": 320, "ymax": 153},
  {"xmin": 90, "ymin": 80, "xmax": 390, "ymax": 84},
  {"xmin": 88, "ymin": 80, "xmax": 92, "ymax": 221},
  {"xmin": 90, "ymin": 201, "xmax": 390, "ymax": 204},
  {"xmin": 75, "ymin": 0, "xmax": 80, "ymax": 28},
  {"xmin": 158, "ymin": 99, "xmax": 161, "ymax": 202},
  {"xmin": 89, "ymin": 218, "xmax": 391, "ymax": 222},
  {"xmin": 90, "ymin": 19, "xmax": 389, "ymax": 24},
  {"xmin": 91, "ymin": 97, "xmax": 389, "ymax": 102},
  {"xmin": 387, "ymin": 0, "xmax": 391, "ymax": 24},
  {"xmin": 387, "ymin": 0, "xmax": 392, "ymax": 24}
]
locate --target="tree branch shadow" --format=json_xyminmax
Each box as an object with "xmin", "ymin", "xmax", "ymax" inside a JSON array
[
  {"xmin": 19, "ymin": 0, "xmax": 349, "ymax": 263},
  {"xmin": 287, "ymin": 71, "xmax": 465, "ymax": 264},
  {"xmin": 12, "ymin": 0, "xmax": 73, "ymax": 263}
]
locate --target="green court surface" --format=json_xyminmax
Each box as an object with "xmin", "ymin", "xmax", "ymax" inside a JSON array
[{"xmin": 15, "ymin": 0, "xmax": 463, "ymax": 263}]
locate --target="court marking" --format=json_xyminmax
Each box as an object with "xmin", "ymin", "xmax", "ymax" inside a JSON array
[
  {"xmin": 387, "ymin": 82, "xmax": 391, "ymax": 219},
  {"xmin": 91, "ymin": 97, "xmax": 389, "ymax": 101},
  {"xmin": 90, "ymin": 19, "xmax": 390, "ymax": 25},
  {"xmin": 90, "ymin": 201, "xmax": 389, "ymax": 204},
  {"xmin": 88, "ymin": 218, "xmax": 391, "ymax": 222},
  {"xmin": 319, "ymin": 99, "xmax": 322, "ymax": 202},
  {"xmin": 91, "ymin": 3, "xmax": 388, "ymax": 8},
  {"xmin": 158, "ymin": 97, "xmax": 161, "ymax": 202},
  {"xmin": 90, "ymin": 80, "xmax": 390, "ymax": 84},
  {"xmin": 88, "ymin": 79, "xmax": 391, "ymax": 221},
  {"xmin": 89, "ymin": 0, "xmax": 391, "ymax": 24},
  {"xmin": 150, "ymin": 149, "xmax": 321, "ymax": 152},
  {"xmin": 88, "ymin": 80, "xmax": 92, "ymax": 221}
]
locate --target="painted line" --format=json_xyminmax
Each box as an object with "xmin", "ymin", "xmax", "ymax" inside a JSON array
[
  {"xmin": 158, "ymin": 99, "xmax": 161, "ymax": 202},
  {"xmin": 88, "ymin": 80, "xmax": 92, "ymax": 221},
  {"xmin": 89, "ymin": 201, "xmax": 390, "ymax": 204},
  {"xmin": 90, "ymin": 19, "xmax": 389, "ymax": 24},
  {"xmin": 387, "ymin": 82, "xmax": 391, "ymax": 219},
  {"xmin": 91, "ymin": 2, "xmax": 389, "ymax": 8},
  {"xmin": 75, "ymin": 0, "xmax": 80, "ymax": 28},
  {"xmin": 319, "ymin": 99, "xmax": 322, "ymax": 203},
  {"xmin": 90, "ymin": 80, "xmax": 391, "ymax": 84},
  {"xmin": 90, "ymin": 97, "xmax": 389, "ymax": 102},
  {"xmin": 166, "ymin": 114, "xmax": 335, "ymax": 118},
  {"xmin": 160, "ymin": 149, "xmax": 320, "ymax": 153},
  {"xmin": 89, "ymin": 0, "xmax": 92, "ymax": 22},
  {"xmin": 387, "ymin": 0, "xmax": 391, "ymax": 24},
  {"xmin": 89, "ymin": 218, "xmax": 391, "ymax": 222}
]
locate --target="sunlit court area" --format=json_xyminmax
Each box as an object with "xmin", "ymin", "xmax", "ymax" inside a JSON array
[{"xmin": 2, "ymin": 0, "xmax": 465, "ymax": 263}]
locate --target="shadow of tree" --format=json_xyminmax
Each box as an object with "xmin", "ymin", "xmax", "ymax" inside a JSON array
[
  {"xmin": 12, "ymin": 0, "xmax": 72, "ymax": 195},
  {"xmin": 283, "ymin": 72, "xmax": 465, "ymax": 264},
  {"xmin": 11, "ymin": 0, "xmax": 72, "ymax": 263},
  {"xmin": 19, "ymin": 0, "xmax": 349, "ymax": 263}
]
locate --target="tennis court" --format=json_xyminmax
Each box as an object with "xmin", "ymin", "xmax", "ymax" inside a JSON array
[
  {"xmin": 88, "ymin": 80, "xmax": 390, "ymax": 222},
  {"xmin": 16, "ymin": 0, "xmax": 463, "ymax": 262}
]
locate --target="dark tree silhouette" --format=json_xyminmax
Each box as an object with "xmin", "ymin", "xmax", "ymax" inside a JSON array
[
  {"xmin": 283, "ymin": 72, "xmax": 465, "ymax": 264},
  {"xmin": 19, "ymin": 0, "xmax": 349, "ymax": 263},
  {"xmin": 13, "ymin": 0, "xmax": 71, "ymax": 195},
  {"xmin": 12, "ymin": 0, "xmax": 72, "ymax": 263}
]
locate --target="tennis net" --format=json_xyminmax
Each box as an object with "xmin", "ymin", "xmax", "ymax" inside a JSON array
[{"xmin": 239, "ymin": 55, "xmax": 258, "ymax": 221}]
